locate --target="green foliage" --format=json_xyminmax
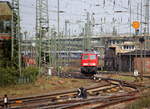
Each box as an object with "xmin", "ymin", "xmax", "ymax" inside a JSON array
[
  {"xmin": 0, "ymin": 40, "xmax": 12, "ymax": 68},
  {"xmin": 0, "ymin": 58, "xmax": 12, "ymax": 68},
  {"xmin": 21, "ymin": 67, "xmax": 39, "ymax": 82},
  {"xmin": 0, "ymin": 67, "xmax": 39, "ymax": 87},
  {"xmin": 0, "ymin": 67, "xmax": 19, "ymax": 87}
]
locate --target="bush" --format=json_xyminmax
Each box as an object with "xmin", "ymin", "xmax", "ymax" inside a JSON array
[
  {"xmin": 0, "ymin": 67, "xmax": 19, "ymax": 86},
  {"xmin": 21, "ymin": 67, "xmax": 39, "ymax": 82},
  {"xmin": 0, "ymin": 67, "xmax": 39, "ymax": 86}
]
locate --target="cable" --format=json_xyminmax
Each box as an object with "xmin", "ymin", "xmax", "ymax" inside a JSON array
[
  {"xmin": 18, "ymin": 0, "xmax": 147, "ymax": 35},
  {"xmin": 107, "ymin": 0, "xmax": 146, "ymax": 18}
]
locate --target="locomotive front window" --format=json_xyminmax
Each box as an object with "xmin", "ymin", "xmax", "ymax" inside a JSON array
[
  {"xmin": 90, "ymin": 55, "xmax": 96, "ymax": 60},
  {"xmin": 82, "ymin": 55, "xmax": 88, "ymax": 59}
]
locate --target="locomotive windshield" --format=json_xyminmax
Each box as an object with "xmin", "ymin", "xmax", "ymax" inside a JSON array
[
  {"xmin": 82, "ymin": 55, "xmax": 96, "ymax": 60},
  {"xmin": 90, "ymin": 55, "xmax": 96, "ymax": 60},
  {"xmin": 82, "ymin": 55, "xmax": 88, "ymax": 59}
]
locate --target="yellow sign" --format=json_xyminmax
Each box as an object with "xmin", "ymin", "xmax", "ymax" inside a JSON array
[{"xmin": 132, "ymin": 21, "xmax": 140, "ymax": 29}]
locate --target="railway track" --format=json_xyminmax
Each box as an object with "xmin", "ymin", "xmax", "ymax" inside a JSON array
[
  {"xmin": 57, "ymin": 92, "xmax": 139, "ymax": 109},
  {"xmin": 0, "ymin": 75, "xmax": 143, "ymax": 109},
  {"xmin": 98, "ymin": 71, "xmax": 150, "ymax": 79},
  {"xmin": 0, "ymin": 81, "xmax": 114, "ymax": 108},
  {"xmin": 53, "ymin": 71, "xmax": 150, "ymax": 81}
]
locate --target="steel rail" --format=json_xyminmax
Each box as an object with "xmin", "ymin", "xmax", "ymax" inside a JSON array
[
  {"xmin": 51, "ymin": 92, "xmax": 139, "ymax": 109},
  {"xmin": 10, "ymin": 81, "xmax": 139, "ymax": 109},
  {"xmin": 9, "ymin": 85, "xmax": 120, "ymax": 109},
  {"xmin": 0, "ymin": 82, "xmax": 112, "ymax": 108},
  {"xmin": 19, "ymin": 93, "xmax": 137, "ymax": 109},
  {"xmin": 0, "ymin": 73, "xmax": 145, "ymax": 109},
  {"xmin": 91, "ymin": 96, "xmax": 139, "ymax": 109},
  {"xmin": 98, "ymin": 71, "xmax": 150, "ymax": 79}
]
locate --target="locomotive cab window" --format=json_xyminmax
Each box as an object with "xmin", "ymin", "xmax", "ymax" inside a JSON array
[
  {"xmin": 90, "ymin": 55, "xmax": 96, "ymax": 60},
  {"xmin": 82, "ymin": 55, "xmax": 89, "ymax": 59}
]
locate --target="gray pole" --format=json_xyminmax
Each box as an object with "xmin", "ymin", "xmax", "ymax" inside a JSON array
[
  {"xmin": 57, "ymin": 0, "xmax": 60, "ymax": 38},
  {"xmin": 140, "ymin": 41, "xmax": 143, "ymax": 81},
  {"xmin": 57, "ymin": 0, "xmax": 61, "ymax": 75},
  {"xmin": 11, "ymin": 15, "xmax": 14, "ymax": 61},
  {"xmin": 129, "ymin": 0, "xmax": 132, "ymax": 36},
  {"xmin": 24, "ymin": 31, "xmax": 27, "ymax": 57},
  {"xmin": 65, "ymin": 20, "xmax": 68, "ymax": 37},
  {"xmin": 145, "ymin": 0, "xmax": 149, "ymax": 35},
  {"xmin": 18, "ymin": 33, "xmax": 21, "ymax": 76},
  {"xmin": 140, "ymin": 0, "xmax": 143, "ymax": 34},
  {"xmin": 85, "ymin": 12, "xmax": 91, "ymax": 50},
  {"xmin": 18, "ymin": 7, "xmax": 21, "ymax": 76}
]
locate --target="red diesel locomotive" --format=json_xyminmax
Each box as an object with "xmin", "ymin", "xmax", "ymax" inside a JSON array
[{"xmin": 80, "ymin": 51, "xmax": 98, "ymax": 74}]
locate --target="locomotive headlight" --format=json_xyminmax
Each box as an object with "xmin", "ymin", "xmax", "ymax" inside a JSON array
[
  {"xmin": 83, "ymin": 63, "xmax": 88, "ymax": 65},
  {"xmin": 90, "ymin": 63, "xmax": 96, "ymax": 66}
]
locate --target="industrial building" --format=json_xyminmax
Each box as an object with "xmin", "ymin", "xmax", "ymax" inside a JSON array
[
  {"xmin": 0, "ymin": 1, "xmax": 13, "ymax": 67},
  {"xmin": 0, "ymin": 1, "xmax": 19, "ymax": 67}
]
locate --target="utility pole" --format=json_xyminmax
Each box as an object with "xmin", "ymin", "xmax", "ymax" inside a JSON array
[
  {"xmin": 140, "ymin": 0, "xmax": 143, "ymax": 34},
  {"xmin": 145, "ymin": 0, "xmax": 149, "ymax": 35},
  {"xmin": 57, "ymin": 0, "xmax": 62, "ymax": 73},
  {"xmin": 36, "ymin": 0, "xmax": 49, "ymax": 73},
  {"xmin": 144, "ymin": 0, "xmax": 150, "ymax": 50},
  {"xmin": 84, "ymin": 12, "xmax": 91, "ymax": 51},
  {"xmin": 11, "ymin": 4, "xmax": 14, "ymax": 60},
  {"xmin": 51, "ymin": 28, "xmax": 57, "ymax": 67},
  {"xmin": 57, "ymin": 0, "xmax": 60, "ymax": 38},
  {"xmin": 68, "ymin": 27, "xmax": 71, "ymax": 66},
  {"xmin": 12, "ymin": 0, "xmax": 21, "ymax": 75},
  {"xmin": 24, "ymin": 31, "xmax": 27, "ymax": 57},
  {"xmin": 142, "ymin": 0, "xmax": 150, "ymax": 77},
  {"xmin": 65, "ymin": 20, "xmax": 69, "ymax": 37},
  {"xmin": 139, "ymin": 37, "xmax": 145, "ymax": 81},
  {"xmin": 129, "ymin": 0, "xmax": 132, "ymax": 36}
]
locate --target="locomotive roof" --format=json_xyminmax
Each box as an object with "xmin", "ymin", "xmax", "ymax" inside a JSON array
[{"xmin": 81, "ymin": 51, "xmax": 98, "ymax": 54}]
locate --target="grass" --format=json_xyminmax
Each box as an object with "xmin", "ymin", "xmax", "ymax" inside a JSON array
[
  {"xmin": 112, "ymin": 75, "xmax": 135, "ymax": 81},
  {"xmin": 0, "ymin": 76, "xmax": 94, "ymax": 98},
  {"xmin": 127, "ymin": 93, "xmax": 150, "ymax": 109},
  {"xmin": 62, "ymin": 66, "xmax": 80, "ymax": 72}
]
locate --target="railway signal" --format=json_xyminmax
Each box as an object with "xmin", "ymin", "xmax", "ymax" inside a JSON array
[
  {"xmin": 132, "ymin": 21, "xmax": 140, "ymax": 29},
  {"xmin": 132, "ymin": 21, "xmax": 140, "ymax": 35}
]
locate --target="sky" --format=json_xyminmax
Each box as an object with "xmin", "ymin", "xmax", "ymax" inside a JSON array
[{"xmin": 1, "ymin": 0, "xmax": 146, "ymax": 37}]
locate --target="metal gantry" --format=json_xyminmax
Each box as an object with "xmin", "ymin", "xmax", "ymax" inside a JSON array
[{"xmin": 36, "ymin": 0, "xmax": 50, "ymax": 71}]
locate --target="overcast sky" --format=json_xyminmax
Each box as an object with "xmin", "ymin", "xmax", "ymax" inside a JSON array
[{"xmin": 2, "ymin": 0, "xmax": 146, "ymax": 37}]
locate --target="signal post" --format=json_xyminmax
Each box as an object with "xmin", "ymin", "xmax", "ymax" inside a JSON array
[{"xmin": 132, "ymin": 21, "xmax": 144, "ymax": 81}]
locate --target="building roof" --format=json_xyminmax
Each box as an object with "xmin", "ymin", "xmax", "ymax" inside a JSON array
[
  {"xmin": 120, "ymin": 50, "xmax": 150, "ymax": 56},
  {"xmin": 0, "ymin": 1, "xmax": 12, "ymax": 20}
]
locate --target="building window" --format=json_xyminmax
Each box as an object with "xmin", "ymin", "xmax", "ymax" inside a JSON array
[
  {"xmin": 113, "ymin": 40, "xmax": 115, "ymax": 44},
  {"xmin": 123, "ymin": 45, "xmax": 135, "ymax": 50},
  {"xmin": 0, "ymin": 20, "xmax": 11, "ymax": 33}
]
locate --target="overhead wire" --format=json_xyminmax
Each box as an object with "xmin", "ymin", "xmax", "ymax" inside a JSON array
[
  {"xmin": 20, "ymin": 0, "xmax": 147, "ymax": 35},
  {"xmin": 19, "ymin": 0, "xmax": 149, "ymax": 20},
  {"xmin": 107, "ymin": 0, "xmax": 146, "ymax": 18}
]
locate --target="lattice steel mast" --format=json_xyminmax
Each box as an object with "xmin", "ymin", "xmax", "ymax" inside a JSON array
[
  {"xmin": 84, "ymin": 12, "xmax": 91, "ymax": 50},
  {"xmin": 12, "ymin": 0, "xmax": 21, "ymax": 74},
  {"xmin": 36, "ymin": 0, "xmax": 49, "ymax": 70}
]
